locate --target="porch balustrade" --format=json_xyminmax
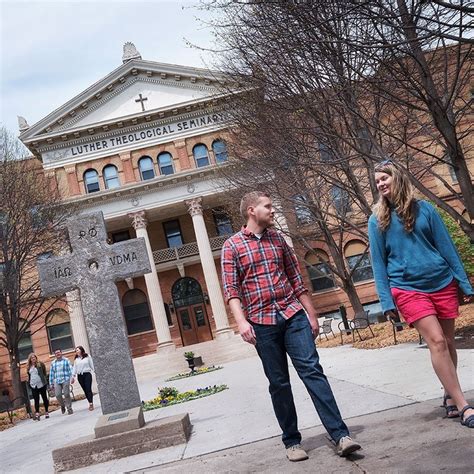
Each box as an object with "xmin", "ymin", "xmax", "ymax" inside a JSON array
[{"xmin": 152, "ymin": 234, "xmax": 230, "ymax": 264}]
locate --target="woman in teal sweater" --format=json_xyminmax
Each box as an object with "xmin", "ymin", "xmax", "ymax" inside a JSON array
[{"xmin": 368, "ymin": 161, "xmax": 473, "ymax": 429}]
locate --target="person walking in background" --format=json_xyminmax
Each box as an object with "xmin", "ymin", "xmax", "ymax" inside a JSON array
[
  {"xmin": 73, "ymin": 346, "xmax": 95, "ymax": 411},
  {"xmin": 49, "ymin": 349, "xmax": 74, "ymax": 415},
  {"xmin": 368, "ymin": 161, "xmax": 474, "ymax": 429},
  {"xmin": 221, "ymin": 191, "xmax": 361, "ymax": 462},
  {"xmin": 26, "ymin": 353, "xmax": 49, "ymax": 420}
]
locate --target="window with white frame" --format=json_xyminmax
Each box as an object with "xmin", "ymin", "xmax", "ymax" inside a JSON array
[
  {"xmin": 138, "ymin": 156, "xmax": 155, "ymax": 181},
  {"xmin": 305, "ymin": 250, "xmax": 336, "ymax": 292},
  {"xmin": 212, "ymin": 140, "xmax": 228, "ymax": 164},
  {"xmin": 84, "ymin": 169, "xmax": 100, "ymax": 193},
  {"xmin": 103, "ymin": 164, "xmax": 120, "ymax": 189},
  {"xmin": 294, "ymin": 195, "xmax": 313, "ymax": 225},
  {"xmin": 122, "ymin": 289, "xmax": 154, "ymax": 335},
  {"xmin": 345, "ymin": 240, "xmax": 374, "ymax": 283},
  {"xmin": 46, "ymin": 309, "xmax": 74, "ymax": 353},
  {"xmin": 18, "ymin": 331, "xmax": 33, "ymax": 361},
  {"xmin": 193, "ymin": 144, "xmax": 210, "ymax": 168},
  {"xmin": 158, "ymin": 152, "xmax": 174, "ymax": 175}
]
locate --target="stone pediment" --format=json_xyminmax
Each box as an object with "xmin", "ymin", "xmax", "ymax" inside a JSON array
[
  {"xmin": 69, "ymin": 78, "xmax": 214, "ymax": 130},
  {"xmin": 20, "ymin": 59, "xmax": 229, "ymax": 146}
]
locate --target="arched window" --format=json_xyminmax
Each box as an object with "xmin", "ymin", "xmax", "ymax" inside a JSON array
[
  {"xmin": 122, "ymin": 289, "xmax": 154, "ymax": 335},
  {"xmin": 212, "ymin": 140, "xmax": 228, "ymax": 164},
  {"xmin": 18, "ymin": 320, "xmax": 33, "ymax": 362},
  {"xmin": 344, "ymin": 240, "xmax": 373, "ymax": 283},
  {"xmin": 331, "ymin": 185, "xmax": 352, "ymax": 216},
  {"xmin": 138, "ymin": 156, "xmax": 155, "ymax": 181},
  {"xmin": 46, "ymin": 309, "xmax": 74, "ymax": 353},
  {"xmin": 193, "ymin": 144, "xmax": 209, "ymax": 168},
  {"xmin": 305, "ymin": 250, "xmax": 335, "ymax": 292},
  {"xmin": 84, "ymin": 169, "xmax": 100, "ymax": 193},
  {"xmin": 157, "ymin": 152, "xmax": 174, "ymax": 176},
  {"xmin": 294, "ymin": 195, "xmax": 313, "ymax": 225},
  {"xmin": 103, "ymin": 164, "xmax": 120, "ymax": 189}
]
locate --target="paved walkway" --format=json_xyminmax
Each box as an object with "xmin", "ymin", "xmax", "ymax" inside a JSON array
[{"xmin": 0, "ymin": 340, "xmax": 472, "ymax": 473}]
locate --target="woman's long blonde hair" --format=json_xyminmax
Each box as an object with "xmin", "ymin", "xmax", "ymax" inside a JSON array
[
  {"xmin": 373, "ymin": 162, "xmax": 417, "ymax": 233},
  {"xmin": 26, "ymin": 352, "xmax": 40, "ymax": 371}
]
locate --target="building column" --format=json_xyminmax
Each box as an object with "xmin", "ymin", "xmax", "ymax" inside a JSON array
[
  {"xmin": 129, "ymin": 211, "xmax": 175, "ymax": 351},
  {"xmin": 185, "ymin": 197, "xmax": 233, "ymax": 339},
  {"xmin": 67, "ymin": 290, "xmax": 90, "ymax": 354}
]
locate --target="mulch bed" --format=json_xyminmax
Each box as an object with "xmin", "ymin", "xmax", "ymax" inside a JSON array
[
  {"xmin": 0, "ymin": 394, "xmax": 86, "ymax": 432},
  {"xmin": 317, "ymin": 303, "xmax": 474, "ymax": 350}
]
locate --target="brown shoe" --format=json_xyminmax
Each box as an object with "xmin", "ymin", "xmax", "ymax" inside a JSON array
[
  {"xmin": 89, "ymin": 403, "xmax": 94, "ymax": 411},
  {"xmin": 286, "ymin": 444, "xmax": 308, "ymax": 462},
  {"xmin": 336, "ymin": 436, "xmax": 361, "ymax": 457}
]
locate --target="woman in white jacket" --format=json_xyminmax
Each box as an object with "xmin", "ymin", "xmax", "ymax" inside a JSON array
[{"xmin": 73, "ymin": 346, "xmax": 95, "ymax": 411}]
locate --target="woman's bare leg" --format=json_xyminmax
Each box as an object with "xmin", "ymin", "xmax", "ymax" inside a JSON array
[{"xmin": 413, "ymin": 316, "xmax": 473, "ymax": 420}]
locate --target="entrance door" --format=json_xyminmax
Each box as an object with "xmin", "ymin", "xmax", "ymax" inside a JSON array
[{"xmin": 177, "ymin": 303, "xmax": 213, "ymax": 346}]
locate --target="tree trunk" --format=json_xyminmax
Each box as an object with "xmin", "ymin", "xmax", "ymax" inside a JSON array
[
  {"xmin": 342, "ymin": 279, "xmax": 365, "ymax": 318},
  {"xmin": 8, "ymin": 350, "xmax": 24, "ymax": 403}
]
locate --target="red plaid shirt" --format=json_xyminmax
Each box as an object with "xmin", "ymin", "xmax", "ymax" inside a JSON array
[{"xmin": 221, "ymin": 226, "xmax": 308, "ymax": 325}]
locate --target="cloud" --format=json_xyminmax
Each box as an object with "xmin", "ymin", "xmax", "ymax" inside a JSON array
[{"xmin": 1, "ymin": 1, "xmax": 215, "ymax": 133}]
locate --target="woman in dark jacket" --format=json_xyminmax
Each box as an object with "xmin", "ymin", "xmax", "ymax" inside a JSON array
[{"xmin": 26, "ymin": 353, "xmax": 49, "ymax": 420}]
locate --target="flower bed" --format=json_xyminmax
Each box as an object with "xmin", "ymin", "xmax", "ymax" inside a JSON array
[
  {"xmin": 143, "ymin": 384, "xmax": 228, "ymax": 411},
  {"xmin": 165, "ymin": 365, "xmax": 223, "ymax": 381}
]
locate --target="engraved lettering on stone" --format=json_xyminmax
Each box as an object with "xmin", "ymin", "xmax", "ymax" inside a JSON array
[{"xmin": 109, "ymin": 252, "xmax": 138, "ymax": 266}]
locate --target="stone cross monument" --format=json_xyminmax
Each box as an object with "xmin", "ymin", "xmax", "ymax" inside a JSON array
[{"xmin": 37, "ymin": 211, "xmax": 151, "ymax": 417}]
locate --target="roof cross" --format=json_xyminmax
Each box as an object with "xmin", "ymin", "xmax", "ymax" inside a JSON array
[{"xmin": 134, "ymin": 93, "xmax": 148, "ymax": 112}]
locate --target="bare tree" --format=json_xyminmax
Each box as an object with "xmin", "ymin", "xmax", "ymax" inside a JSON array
[
  {"xmin": 199, "ymin": 0, "xmax": 473, "ymax": 239},
  {"xmin": 0, "ymin": 126, "xmax": 71, "ymax": 399}
]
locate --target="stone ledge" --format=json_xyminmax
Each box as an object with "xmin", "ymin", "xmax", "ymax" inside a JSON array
[{"xmin": 52, "ymin": 413, "xmax": 191, "ymax": 472}]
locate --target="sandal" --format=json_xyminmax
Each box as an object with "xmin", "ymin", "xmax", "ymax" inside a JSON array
[
  {"xmin": 460, "ymin": 405, "xmax": 474, "ymax": 428},
  {"xmin": 442, "ymin": 394, "xmax": 459, "ymax": 418}
]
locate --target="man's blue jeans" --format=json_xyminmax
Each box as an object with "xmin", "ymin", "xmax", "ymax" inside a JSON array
[{"xmin": 253, "ymin": 310, "xmax": 349, "ymax": 447}]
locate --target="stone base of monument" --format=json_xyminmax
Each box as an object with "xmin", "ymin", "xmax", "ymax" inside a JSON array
[
  {"xmin": 95, "ymin": 406, "xmax": 145, "ymax": 438},
  {"xmin": 52, "ymin": 413, "xmax": 191, "ymax": 472}
]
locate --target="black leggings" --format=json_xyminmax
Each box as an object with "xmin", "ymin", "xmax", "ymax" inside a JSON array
[
  {"xmin": 31, "ymin": 385, "xmax": 49, "ymax": 413},
  {"xmin": 77, "ymin": 372, "xmax": 94, "ymax": 403}
]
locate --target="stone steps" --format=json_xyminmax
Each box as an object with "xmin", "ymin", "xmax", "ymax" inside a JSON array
[{"xmin": 133, "ymin": 333, "xmax": 256, "ymax": 381}]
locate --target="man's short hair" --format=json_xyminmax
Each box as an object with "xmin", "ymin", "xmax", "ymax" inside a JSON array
[{"xmin": 240, "ymin": 191, "xmax": 270, "ymax": 220}]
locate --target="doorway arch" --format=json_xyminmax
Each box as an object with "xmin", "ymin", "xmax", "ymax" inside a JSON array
[{"xmin": 171, "ymin": 277, "xmax": 213, "ymax": 346}]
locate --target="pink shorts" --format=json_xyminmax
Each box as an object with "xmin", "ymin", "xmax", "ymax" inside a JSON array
[{"xmin": 391, "ymin": 280, "xmax": 459, "ymax": 326}]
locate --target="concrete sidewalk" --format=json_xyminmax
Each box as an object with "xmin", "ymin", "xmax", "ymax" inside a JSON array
[
  {"xmin": 0, "ymin": 341, "xmax": 472, "ymax": 473},
  {"xmin": 135, "ymin": 392, "xmax": 474, "ymax": 473}
]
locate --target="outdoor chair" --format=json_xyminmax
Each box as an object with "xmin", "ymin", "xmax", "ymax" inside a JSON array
[
  {"xmin": 318, "ymin": 319, "xmax": 335, "ymax": 341},
  {"xmin": 337, "ymin": 311, "xmax": 374, "ymax": 344},
  {"xmin": 389, "ymin": 316, "xmax": 423, "ymax": 345}
]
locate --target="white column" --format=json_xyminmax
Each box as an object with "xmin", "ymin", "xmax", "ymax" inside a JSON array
[
  {"xmin": 67, "ymin": 290, "xmax": 90, "ymax": 354},
  {"xmin": 129, "ymin": 211, "xmax": 175, "ymax": 351},
  {"xmin": 185, "ymin": 197, "xmax": 233, "ymax": 339}
]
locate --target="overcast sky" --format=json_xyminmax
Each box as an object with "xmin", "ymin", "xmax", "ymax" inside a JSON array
[{"xmin": 0, "ymin": 0, "xmax": 216, "ymax": 135}]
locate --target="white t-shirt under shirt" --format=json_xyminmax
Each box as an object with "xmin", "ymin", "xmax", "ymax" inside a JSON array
[
  {"xmin": 29, "ymin": 366, "xmax": 44, "ymax": 389},
  {"xmin": 73, "ymin": 356, "xmax": 95, "ymax": 376}
]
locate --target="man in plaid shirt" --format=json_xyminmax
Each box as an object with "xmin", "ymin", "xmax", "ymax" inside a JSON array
[
  {"xmin": 221, "ymin": 191, "xmax": 361, "ymax": 461},
  {"xmin": 49, "ymin": 349, "xmax": 75, "ymax": 414}
]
